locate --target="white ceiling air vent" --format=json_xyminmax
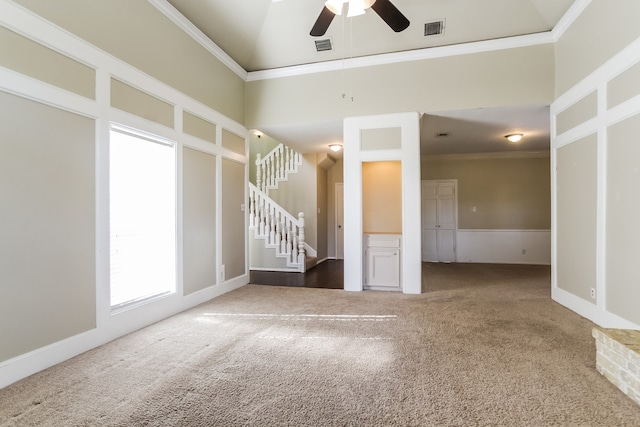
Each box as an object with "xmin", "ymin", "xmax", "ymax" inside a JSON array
[
  {"xmin": 424, "ymin": 19, "xmax": 445, "ymax": 37},
  {"xmin": 314, "ymin": 38, "xmax": 333, "ymax": 52}
]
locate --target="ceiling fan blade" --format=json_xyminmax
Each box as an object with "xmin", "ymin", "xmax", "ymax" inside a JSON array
[
  {"xmin": 370, "ymin": 0, "xmax": 410, "ymax": 32},
  {"xmin": 310, "ymin": 6, "xmax": 336, "ymax": 37}
]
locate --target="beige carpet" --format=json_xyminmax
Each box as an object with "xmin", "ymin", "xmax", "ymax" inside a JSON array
[{"xmin": 2, "ymin": 263, "xmax": 640, "ymax": 426}]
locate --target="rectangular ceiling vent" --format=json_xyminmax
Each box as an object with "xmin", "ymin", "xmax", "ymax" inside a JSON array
[
  {"xmin": 424, "ymin": 20, "xmax": 445, "ymax": 37},
  {"xmin": 314, "ymin": 38, "xmax": 333, "ymax": 52}
]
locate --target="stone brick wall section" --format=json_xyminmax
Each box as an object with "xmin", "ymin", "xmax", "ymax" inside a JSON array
[{"xmin": 593, "ymin": 328, "xmax": 640, "ymax": 406}]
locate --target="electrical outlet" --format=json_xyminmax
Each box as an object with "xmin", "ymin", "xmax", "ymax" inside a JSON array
[{"xmin": 590, "ymin": 288, "xmax": 596, "ymax": 299}]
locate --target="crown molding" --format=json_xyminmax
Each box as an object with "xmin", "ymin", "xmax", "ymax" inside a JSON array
[
  {"xmin": 551, "ymin": 0, "xmax": 592, "ymax": 42},
  {"xmin": 422, "ymin": 151, "xmax": 550, "ymax": 161},
  {"xmin": 246, "ymin": 32, "xmax": 554, "ymax": 81},
  {"xmin": 149, "ymin": 0, "xmax": 591, "ymax": 83},
  {"xmin": 148, "ymin": 0, "xmax": 248, "ymax": 80}
]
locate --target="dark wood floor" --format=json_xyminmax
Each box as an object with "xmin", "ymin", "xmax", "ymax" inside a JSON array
[{"xmin": 250, "ymin": 260, "xmax": 343, "ymax": 289}]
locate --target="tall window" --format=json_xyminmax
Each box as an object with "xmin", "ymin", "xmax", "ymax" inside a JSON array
[{"xmin": 109, "ymin": 125, "xmax": 176, "ymax": 308}]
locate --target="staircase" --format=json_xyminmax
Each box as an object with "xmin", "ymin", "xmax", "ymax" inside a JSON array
[
  {"xmin": 255, "ymin": 144, "xmax": 302, "ymax": 194},
  {"xmin": 249, "ymin": 143, "xmax": 316, "ymax": 273}
]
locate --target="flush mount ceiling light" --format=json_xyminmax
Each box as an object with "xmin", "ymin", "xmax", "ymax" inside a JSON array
[
  {"xmin": 329, "ymin": 143, "xmax": 343, "ymax": 152},
  {"xmin": 505, "ymin": 133, "xmax": 523, "ymax": 143}
]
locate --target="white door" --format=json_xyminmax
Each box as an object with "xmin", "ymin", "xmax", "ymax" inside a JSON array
[
  {"xmin": 422, "ymin": 180, "xmax": 457, "ymax": 262},
  {"xmin": 336, "ymin": 182, "xmax": 344, "ymax": 259}
]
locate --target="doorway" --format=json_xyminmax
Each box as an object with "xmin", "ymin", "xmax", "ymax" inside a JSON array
[{"xmin": 422, "ymin": 180, "xmax": 458, "ymax": 263}]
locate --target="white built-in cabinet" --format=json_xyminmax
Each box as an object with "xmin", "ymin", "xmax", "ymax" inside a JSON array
[{"xmin": 364, "ymin": 234, "xmax": 402, "ymax": 290}]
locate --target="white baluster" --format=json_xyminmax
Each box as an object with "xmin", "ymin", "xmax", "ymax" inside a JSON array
[
  {"xmin": 285, "ymin": 220, "xmax": 293, "ymax": 256},
  {"xmin": 255, "ymin": 153, "xmax": 262, "ymax": 192},
  {"xmin": 275, "ymin": 146, "xmax": 282, "ymax": 180},
  {"xmin": 281, "ymin": 217, "xmax": 287, "ymax": 254},
  {"xmin": 275, "ymin": 211, "xmax": 282, "ymax": 253},
  {"xmin": 284, "ymin": 146, "xmax": 290, "ymax": 172},
  {"xmin": 268, "ymin": 205, "xmax": 276, "ymax": 245},
  {"xmin": 291, "ymin": 234, "xmax": 298, "ymax": 264},
  {"xmin": 259, "ymin": 198, "xmax": 266, "ymax": 236}
]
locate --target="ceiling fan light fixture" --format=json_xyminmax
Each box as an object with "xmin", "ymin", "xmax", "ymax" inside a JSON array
[
  {"xmin": 347, "ymin": 3, "xmax": 366, "ymax": 17},
  {"xmin": 329, "ymin": 143, "xmax": 343, "ymax": 152},
  {"xmin": 324, "ymin": 0, "xmax": 345, "ymax": 15},
  {"xmin": 505, "ymin": 133, "xmax": 524, "ymax": 143}
]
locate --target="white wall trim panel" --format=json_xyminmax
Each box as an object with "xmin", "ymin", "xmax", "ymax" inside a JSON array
[
  {"xmin": 552, "ymin": 287, "xmax": 640, "ymax": 330},
  {"xmin": 0, "ymin": 276, "xmax": 247, "ymax": 389},
  {"xmin": 344, "ymin": 112, "xmax": 421, "ymax": 294},
  {"xmin": 0, "ymin": 0, "xmax": 247, "ymax": 138},
  {"xmin": 551, "ymin": 30, "xmax": 640, "ymax": 330},
  {"xmin": 0, "ymin": 1, "xmax": 250, "ymax": 387},
  {"xmin": 456, "ymin": 230, "xmax": 551, "ymax": 265},
  {"xmin": 0, "ymin": 66, "xmax": 100, "ymax": 118}
]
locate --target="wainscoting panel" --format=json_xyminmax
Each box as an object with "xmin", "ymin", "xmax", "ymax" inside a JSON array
[{"xmin": 456, "ymin": 230, "xmax": 551, "ymax": 265}]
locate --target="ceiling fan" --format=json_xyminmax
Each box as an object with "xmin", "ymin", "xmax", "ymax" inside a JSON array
[{"xmin": 274, "ymin": 0, "xmax": 410, "ymax": 37}]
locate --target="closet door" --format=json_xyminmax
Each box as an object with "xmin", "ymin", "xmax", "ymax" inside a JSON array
[{"xmin": 422, "ymin": 180, "xmax": 457, "ymax": 262}]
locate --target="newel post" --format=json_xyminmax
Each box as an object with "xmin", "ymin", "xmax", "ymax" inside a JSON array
[{"xmin": 297, "ymin": 212, "xmax": 306, "ymax": 266}]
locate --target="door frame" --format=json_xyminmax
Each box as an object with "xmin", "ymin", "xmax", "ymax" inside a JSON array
[
  {"xmin": 335, "ymin": 182, "xmax": 344, "ymax": 259},
  {"xmin": 421, "ymin": 179, "xmax": 459, "ymax": 262}
]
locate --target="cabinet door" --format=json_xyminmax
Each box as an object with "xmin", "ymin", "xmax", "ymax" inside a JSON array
[{"xmin": 366, "ymin": 248, "xmax": 401, "ymax": 288}]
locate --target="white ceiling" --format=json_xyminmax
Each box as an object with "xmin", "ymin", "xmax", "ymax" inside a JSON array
[
  {"xmin": 164, "ymin": 0, "xmax": 575, "ymax": 155},
  {"xmin": 422, "ymin": 105, "xmax": 551, "ymax": 156}
]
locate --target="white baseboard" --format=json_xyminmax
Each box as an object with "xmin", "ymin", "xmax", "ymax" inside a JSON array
[
  {"xmin": 0, "ymin": 275, "xmax": 248, "ymax": 389},
  {"xmin": 456, "ymin": 229, "xmax": 551, "ymax": 265},
  {"xmin": 249, "ymin": 267, "xmax": 300, "ymax": 272},
  {"xmin": 552, "ymin": 286, "xmax": 640, "ymax": 330}
]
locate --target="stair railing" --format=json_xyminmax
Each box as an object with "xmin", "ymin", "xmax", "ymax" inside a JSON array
[
  {"xmin": 249, "ymin": 183, "xmax": 306, "ymax": 269},
  {"xmin": 255, "ymin": 143, "xmax": 302, "ymax": 194}
]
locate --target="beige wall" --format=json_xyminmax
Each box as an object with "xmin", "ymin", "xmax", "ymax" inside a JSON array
[
  {"xmin": 246, "ymin": 44, "xmax": 555, "ymax": 130},
  {"xmin": 606, "ymin": 116, "xmax": 640, "ymax": 325},
  {"xmin": 422, "ymin": 156, "xmax": 551, "ymax": 230},
  {"xmin": 111, "ymin": 78, "xmax": 174, "ymax": 128},
  {"xmin": 15, "ymin": 0, "xmax": 245, "ymax": 123},
  {"xmin": 556, "ymin": 91, "xmax": 597, "ymax": 135},
  {"xmin": 556, "ymin": 136, "xmax": 598, "ymax": 302},
  {"xmin": 222, "ymin": 129, "xmax": 246, "ymax": 156},
  {"xmin": 0, "ymin": 26, "xmax": 95, "ymax": 99},
  {"xmin": 0, "ymin": 92, "xmax": 96, "ymax": 362},
  {"xmin": 362, "ymin": 161, "xmax": 403, "ymax": 234},
  {"xmin": 1, "ymin": 1, "xmax": 250, "ymax": 384},
  {"xmin": 553, "ymin": 0, "xmax": 640, "ymax": 327},
  {"xmin": 183, "ymin": 112, "xmax": 217, "ymax": 144},
  {"xmin": 183, "ymin": 147, "xmax": 217, "ymax": 296},
  {"xmin": 554, "ymin": 0, "xmax": 640, "ymax": 96}
]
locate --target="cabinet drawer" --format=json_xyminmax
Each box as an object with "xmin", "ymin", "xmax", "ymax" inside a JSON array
[{"xmin": 364, "ymin": 234, "xmax": 401, "ymax": 248}]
